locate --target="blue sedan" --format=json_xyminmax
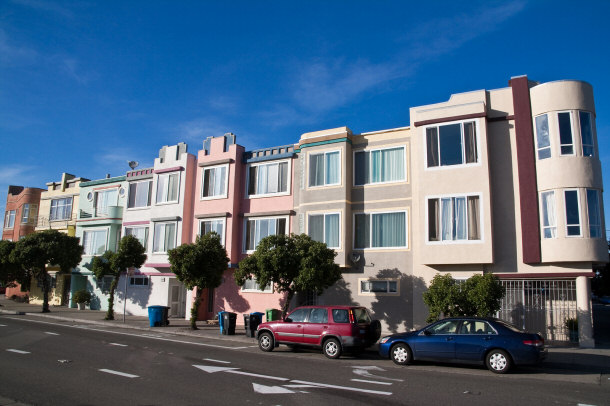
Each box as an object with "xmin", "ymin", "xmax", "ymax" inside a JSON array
[{"xmin": 379, "ymin": 317, "xmax": 546, "ymax": 373}]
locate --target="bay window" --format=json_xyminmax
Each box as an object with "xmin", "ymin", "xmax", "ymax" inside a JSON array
[
  {"xmin": 579, "ymin": 111, "xmax": 594, "ymax": 157},
  {"xmin": 354, "ymin": 211, "xmax": 407, "ymax": 249},
  {"xmin": 564, "ymin": 190, "xmax": 581, "ymax": 237},
  {"xmin": 535, "ymin": 114, "xmax": 551, "ymax": 160},
  {"xmin": 558, "ymin": 112, "xmax": 574, "ymax": 155},
  {"xmin": 200, "ymin": 218, "xmax": 225, "ymax": 246},
  {"xmin": 21, "ymin": 204, "xmax": 37, "ymax": 224},
  {"xmin": 4, "ymin": 210, "xmax": 15, "ymax": 228},
  {"xmin": 244, "ymin": 217, "xmax": 287, "ymax": 252},
  {"xmin": 308, "ymin": 213, "xmax": 340, "ymax": 248},
  {"xmin": 426, "ymin": 121, "xmax": 477, "ymax": 168},
  {"xmin": 128, "ymin": 180, "xmax": 152, "ymax": 208},
  {"xmin": 309, "ymin": 150, "xmax": 340, "ymax": 187},
  {"xmin": 82, "ymin": 229, "xmax": 108, "ymax": 256},
  {"xmin": 355, "ymin": 146, "xmax": 405, "ymax": 185},
  {"xmin": 540, "ymin": 191, "xmax": 557, "ymax": 239},
  {"xmin": 202, "ymin": 164, "xmax": 228, "ymax": 199},
  {"xmin": 95, "ymin": 189, "xmax": 118, "ymax": 217},
  {"xmin": 247, "ymin": 160, "xmax": 289, "ymax": 196},
  {"xmin": 586, "ymin": 189, "xmax": 602, "ymax": 238},
  {"xmin": 124, "ymin": 226, "xmax": 149, "ymax": 249},
  {"xmin": 50, "ymin": 197, "xmax": 73, "ymax": 221},
  {"xmin": 153, "ymin": 222, "xmax": 177, "ymax": 252},
  {"xmin": 428, "ymin": 195, "xmax": 480, "ymax": 242},
  {"xmin": 156, "ymin": 173, "xmax": 179, "ymax": 204}
]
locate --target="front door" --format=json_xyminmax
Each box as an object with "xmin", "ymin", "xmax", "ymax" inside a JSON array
[
  {"xmin": 168, "ymin": 280, "xmax": 186, "ymax": 318},
  {"xmin": 413, "ymin": 319, "xmax": 460, "ymax": 360}
]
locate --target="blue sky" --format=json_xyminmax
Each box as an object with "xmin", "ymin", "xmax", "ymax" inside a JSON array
[{"xmin": 1, "ymin": 0, "xmax": 610, "ymax": 234}]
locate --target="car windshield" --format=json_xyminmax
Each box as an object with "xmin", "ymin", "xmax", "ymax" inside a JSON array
[{"xmin": 351, "ymin": 308, "xmax": 371, "ymax": 323}]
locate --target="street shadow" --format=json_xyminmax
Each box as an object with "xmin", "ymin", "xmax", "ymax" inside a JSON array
[{"xmin": 369, "ymin": 269, "xmax": 427, "ymax": 333}]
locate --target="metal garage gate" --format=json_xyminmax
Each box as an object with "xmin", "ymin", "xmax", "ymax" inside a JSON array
[{"xmin": 497, "ymin": 280, "xmax": 577, "ymax": 342}]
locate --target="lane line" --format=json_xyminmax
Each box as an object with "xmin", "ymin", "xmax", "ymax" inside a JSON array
[
  {"xmin": 204, "ymin": 358, "xmax": 230, "ymax": 364},
  {"xmin": 6, "ymin": 349, "xmax": 30, "ymax": 354},
  {"xmin": 227, "ymin": 370, "xmax": 289, "ymax": 381},
  {"xmin": 351, "ymin": 378, "xmax": 393, "ymax": 386},
  {"xmin": 0, "ymin": 324, "xmax": 7, "ymax": 327},
  {"xmin": 109, "ymin": 343, "xmax": 128, "ymax": 347},
  {"xmin": 45, "ymin": 332, "xmax": 60, "ymax": 335},
  {"xmin": 6, "ymin": 317, "xmax": 241, "ymax": 350},
  {"xmin": 99, "ymin": 369, "xmax": 139, "ymax": 378},
  {"xmin": 290, "ymin": 380, "xmax": 392, "ymax": 396}
]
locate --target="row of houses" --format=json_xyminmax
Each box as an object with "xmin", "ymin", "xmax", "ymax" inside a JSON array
[{"xmin": 3, "ymin": 75, "xmax": 605, "ymax": 347}]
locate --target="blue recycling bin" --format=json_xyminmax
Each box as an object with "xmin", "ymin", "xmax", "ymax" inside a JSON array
[{"xmin": 148, "ymin": 306, "xmax": 165, "ymax": 327}]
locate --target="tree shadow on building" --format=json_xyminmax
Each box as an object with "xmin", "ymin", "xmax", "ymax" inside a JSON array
[{"xmin": 369, "ymin": 268, "xmax": 427, "ymax": 333}]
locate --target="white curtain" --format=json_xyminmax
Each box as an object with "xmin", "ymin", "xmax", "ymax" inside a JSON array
[
  {"xmin": 441, "ymin": 198, "xmax": 452, "ymax": 241},
  {"xmin": 310, "ymin": 154, "xmax": 324, "ymax": 186},
  {"xmin": 454, "ymin": 197, "xmax": 467, "ymax": 240},
  {"xmin": 542, "ymin": 191, "xmax": 556, "ymax": 238},
  {"xmin": 308, "ymin": 215, "xmax": 324, "ymax": 243},
  {"xmin": 156, "ymin": 175, "xmax": 167, "ymax": 202},
  {"xmin": 372, "ymin": 212, "xmax": 405, "ymax": 247},
  {"xmin": 325, "ymin": 152, "xmax": 339, "ymax": 185},
  {"xmin": 325, "ymin": 213, "xmax": 339, "ymax": 248}
]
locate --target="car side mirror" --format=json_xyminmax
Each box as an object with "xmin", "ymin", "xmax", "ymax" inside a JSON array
[
  {"xmin": 285, "ymin": 318, "xmax": 293, "ymax": 323},
  {"xmin": 423, "ymin": 329, "xmax": 432, "ymax": 336}
]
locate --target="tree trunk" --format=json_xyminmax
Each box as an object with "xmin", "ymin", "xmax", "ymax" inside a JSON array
[
  {"xmin": 41, "ymin": 273, "xmax": 50, "ymax": 313},
  {"xmin": 282, "ymin": 289, "xmax": 295, "ymax": 318},
  {"xmin": 190, "ymin": 295, "xmax": 200, "ymax": 330},
  {"xmin": 106, "ymin": 277, "xmax": 119, "ymax": 320}
]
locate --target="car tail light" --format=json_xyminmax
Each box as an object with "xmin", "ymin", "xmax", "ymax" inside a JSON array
[{"xmin": 523, "ymin": 339, "xmax": 544, "ymax": 347}]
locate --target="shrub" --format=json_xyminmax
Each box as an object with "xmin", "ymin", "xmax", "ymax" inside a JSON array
[{"xmin": 73, "ymin": 289, "xmax": 92, "ymax": 305}]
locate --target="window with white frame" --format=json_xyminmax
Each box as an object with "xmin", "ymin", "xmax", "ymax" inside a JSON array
[
  {"xmin": 4, "ymin": 210, "xmax": 15, "ymax": 229},
  {"xmin": 247, "ymin": 160, "xmax": 289, "ymax": 197},
  {"xmin": 354, "ymin": 146, "xmax": 406, "ymax": 185},
  {"xmin": 309, "ymin": 150, "xmax": 340, "ymax": 187},
  {"xmin": 426, "ymin": 121, "xmax": 477, "ymax": 168},
  {"xmin": 21, "ymin": 204, "xmax": 37, "ymax": 224},
  {"xmin": 98, "ymin": 275, "xmax": 113, "ymax": 293},
  {"xmin": 129, "ymin": 276, "xmax": 149, "ymax": 287},
  {"xmin": 241, "ymin": 277, "xmax": 273, "ymax": 293},
  {"xmin": 124, "ymin": 226, "xmax": 149, "ymax": 249},
  {"xmin": 308, "ymin": 213, "xmax": 340, "ymax": 248},
  {"xmin": 128, "ymin": 180, "xmax": 152, "ymax": 208},
  {"xmin": 202, "ymin": 164, "xmax": 228, "ymax": 199},
  {"xmin": 156, "ymin": 172, "xmax": 180, "ymax": 204},
  {"xmin": 354, "ymin": 211, "xmax": 407, "ymax": 249},
  {"xmin": 586, "ymin": 189, "xmax": 602, "ymax": 238},
  {"xmin": 579, "ymin": 111, "xmax": 594, "ymax": 157},
  {"xmin": 427, "ymin": 195, "xmax": 481, "ymax": 242},
  {"xmin": 535, "ymin": 114, "xmax": 551, "ymax": 160},
  {"xmin": 50, "ymin": 197, "xmax": 73, "ymax": 221},
  {"xmin": 200, "ymin": 218, "xmax": 225, "ymax": 246},
  {"xmin": 564, "ymin": 190, "xmax": 581, "ymax": 237},
  {"xmin": 153, "ymin": 222, "xmax": 177, "ymax": 252},
  {"xmin": 95, "ymin": 189, "xmax": 118, "ymax": 217},
  {"xmin": 540, "ymin": 191, "xmax": 557, "ymax": 239},
  {"xmin": 82, "ymin": 229, "xmax": 108, "ymax": 256},
  {"xmin": 360, "ymin": 279, "xmax": 398, "ymax": 295},
  {"xmin": 558, "ymin": 112, "xmax": 574, "ymax": 155},
  {"xmin": 244, "ymin": 216, "xmax": 287, "ymax": 252}
]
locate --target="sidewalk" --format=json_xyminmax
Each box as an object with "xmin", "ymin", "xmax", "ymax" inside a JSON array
[{"xmin": 1, "ymin": 298, "xmax": 609, "ymax": 374}]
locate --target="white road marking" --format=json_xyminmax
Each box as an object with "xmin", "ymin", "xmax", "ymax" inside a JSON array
[
  {"xmin": 352, "ymin": 367, "xmax": 404, "ymax": 382},
  {"xmin": 284, "ymin": 384, "xmax": 319, "ymax": 388},
  {"xmin": 351, "ymin": 378, "xmax": 393, "ymax": 386},
  {"xmin": 8, "ymin": 317, "xmax": 241, "ymax": 350},
  {"xmin": 193, "ymin": 365, "xmax": 288, "ymax": 381},
  {"xmin": 6, "ymin": 349, "xmax": 30, "ymax": 354},
  {"xmin": 204, "ymin": 358, "xmax": 230, "ymax": 364},
  {"xmin": 45, "ymin": 332, "xmax": 59, "ymax": 335},
  {"xmin": 109, "ymin": 343, "xmax": 128, "ymax": 347},
  {"xmin": 253, "ymin": 383, "xmax": 295, "ymax": 394},
  {"xmin": 99, "ymin": 369, "xmax": 139, "ymax": 378},
  {"xmin": 290, "ymin": 380, "xmax": 392, "ymax": 396},
  {"xmin": 0, "ymin": 324, "xmax": 7, "ymax": 327}
]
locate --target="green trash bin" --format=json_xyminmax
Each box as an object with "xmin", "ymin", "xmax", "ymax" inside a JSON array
[{"xmin": 265, "ymin": 308, "xmax": 282, "ymax": 322}]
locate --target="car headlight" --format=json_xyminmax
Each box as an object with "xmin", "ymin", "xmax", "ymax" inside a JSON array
[{"xmin": 380, "ymin": 336, "xmax": 391, "ymax": 344}]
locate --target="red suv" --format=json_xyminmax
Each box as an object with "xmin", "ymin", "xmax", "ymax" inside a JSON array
[{"xmin": 256, "ymin": 305, "xmax": 381, "ymax": 359}]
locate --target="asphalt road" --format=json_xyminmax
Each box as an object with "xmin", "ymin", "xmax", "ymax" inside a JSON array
[{"xmin": 1, "ymin": 314, "xmax": 609, "ymax": 406}]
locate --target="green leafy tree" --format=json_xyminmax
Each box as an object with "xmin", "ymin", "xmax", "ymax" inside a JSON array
[
  {"xmin": 92, "ymin": 235, "xmax": 147, "ymax": 320},
  {"xmin": 0, "ymin": 240, "xmax": 24, "ymax": 289},
  {"xmin": 423, "ymin": 273, "xmax": 505, "ymax": 323},
  {"xmin": 234, "ymin": 233, "xmax": 343, "ymax": 316},
  {"xmin": 10, "ymin": 230, "xmax": 83, "ymax": 313},
  {"xmin": 168, "ymin": 232, "xmax": 229, "ymax": 329}
]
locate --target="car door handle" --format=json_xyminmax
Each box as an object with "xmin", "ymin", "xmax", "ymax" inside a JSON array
[
  {"xmin": 483, "ymin": 336, "xmax": 493, "ymax": 341},
  {"xmin": 446, "ymin": 337, "xmax": 454, "ymax": 341}
]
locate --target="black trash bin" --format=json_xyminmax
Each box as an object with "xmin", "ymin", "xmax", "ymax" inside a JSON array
[
  {"xmin": 221, "ymin": 312, "xmax": 236, "ymax": 335},
  {"xmin": 248, "ymin": 312, "xmax": 264, "ymax": 337},
  {"xmin": 243, "ymin": 314, "xmax": 251, "ymax": 336}
]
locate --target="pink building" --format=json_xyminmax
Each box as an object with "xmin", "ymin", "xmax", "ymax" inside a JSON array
[{"xmin": 193, "ymin": 134, "xmax": 295, "ymax": 321}]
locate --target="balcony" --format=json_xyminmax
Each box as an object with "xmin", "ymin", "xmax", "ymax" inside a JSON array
[{"xmin": 79, "ymin": 206, "xmax": 123, "ymax": 220}]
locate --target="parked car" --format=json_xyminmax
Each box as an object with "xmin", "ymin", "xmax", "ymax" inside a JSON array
[
  {"xmin": 379, "ymin": 317, "xmax": 546, "ymax": 374},
  {"xmin": 256, "ymin": 305, "xmax": 381, "ymax": 359}
]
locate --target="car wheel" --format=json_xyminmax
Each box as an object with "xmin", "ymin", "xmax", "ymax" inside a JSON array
[
  {"xmin": 323, "ymin": 338, "xmax": 342, "ymax": 359},
  {"xmin": 390, "ymin": 343, "xmax": 412, "ymax": 365},
  {"xmin": 258, "ymin": 332, "xmax": 274, "ymax": 352},
  {"xmin": 486, "ymin": 349, "xmax": 512, "ymax": 374}
]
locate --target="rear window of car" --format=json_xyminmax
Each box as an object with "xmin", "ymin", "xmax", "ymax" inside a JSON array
[
  {"xmin": 351, "ymin": 308, "xmax": 371, "ymax": 323},
  {"xmin": 332, "ymin": 309, "xmax": 349, "ymax": 323},
  {"xmin": 495, "ymin": 319, "xmax": 523, "ymax": 333}
]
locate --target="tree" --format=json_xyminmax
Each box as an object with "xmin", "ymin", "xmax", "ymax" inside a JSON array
[
  {"xmin": 168, "ymin": 232, "xmax": 229, "ymax": 329},
  {"xmin": 92, "ymin": 235, "xmax": 147, "ymax": 320},
  {"xmin": 0, "ymin": 240, "xmax": 24, "ymax": 289},
  {"xmin": 234, "ymin": 233, "xmax": 343, "ymax": 316},
  {"xmin": 423, "ymin": 273, "xmax": 505, "ymax": 323},
  {"xmin": 10, "ymin": 230, "xmax": 83, "ymax": 313}
]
